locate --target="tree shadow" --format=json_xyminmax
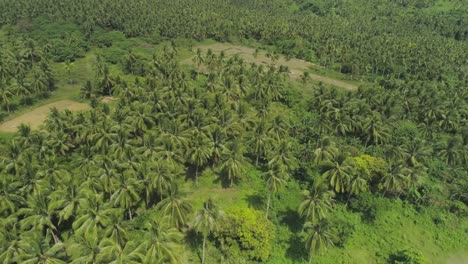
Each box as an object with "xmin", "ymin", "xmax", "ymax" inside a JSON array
[
  {"xmin": 286, "ymin": 233, "xmax": 308, "ymax": 263},
  {"xmin": 278, "ymin": 208, "xmax": 303, "ymax": 233},
  {"xmin": 244, "ymin": 193, "xmax": 264, "ymax": 210},
  {"xmin": 184, "ymin": 229, "xmax": 202, "ymax": 263}
]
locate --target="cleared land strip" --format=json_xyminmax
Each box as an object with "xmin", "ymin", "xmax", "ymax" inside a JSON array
[
  {"xmin": 188, "ymin": 43, "xmax": 358, "ymax": 90},
  {"xmin": 0, "ymin": 100, "xmax": 90, "ymax": 133}
]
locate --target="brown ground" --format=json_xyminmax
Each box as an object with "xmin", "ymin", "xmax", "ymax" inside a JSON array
[
  {"xmin": 0, "ymin": 100, "xmax": 90, "ymax": 133},
  {"xmin": 185, "ymin": 43, "xmax": 358, "ymax": 90},
  {"xmin": 101, "ymin": 96, "xmax": 115, "ymax": 103}
]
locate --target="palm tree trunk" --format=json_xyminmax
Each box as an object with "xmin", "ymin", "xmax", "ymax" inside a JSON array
[
  {"xmin": 266, "ymin": 192, "xmax": 271, "ymax": 217},
  {"xmin": 309, "ymin": 253, "xmax": 313, "ymax": 264},
  {"xmin": 196, "ymin": 166, "xmax": 199, "ymax": 186},
  {"xmin": 128, "ymin": 208, "xmax": 133, "ymax": 220},
  {"xmin": 202, "ymin": 236, "xmax": 206, "ymax": 264},
  {"xmin": 346, "ymin": 192, "xmax": 352, "ymax": 207}
]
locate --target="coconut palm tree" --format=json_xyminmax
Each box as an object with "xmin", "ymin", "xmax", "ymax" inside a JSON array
[
  {"xmin": 321, "ymin": 154, "xmax": 354, "ymax": 193},
  {"xmin": 155, "ymin": 187, "xmax": 192, "ymax": 229},
  {"xmin": 264, "ymin": 167, "xmax": 288, "ymax": 217},
  {"xmin": 188, "ymin": 134, "xmax": 211, "ymax": 186},
  {"xmin": 220, "ymin": 141, "xmax": 247, "ymax": 187},
  {"xmin": 304, "ymin": 220, "xmax": 336, "ymax": 264},
  {"xmin": 298, "ymin": 182, "xmax": 334, "ymax": 224},
  {"xmin": 140, "ymin": 219, "xmax": 182, "ymax": 264},
  {"xmin": 97, "ymin": 239, "xmax": 143, "ymax": 264},
  {"xmin": 193, "ymin": 199, "xmax": 224, "ymax": 264}
]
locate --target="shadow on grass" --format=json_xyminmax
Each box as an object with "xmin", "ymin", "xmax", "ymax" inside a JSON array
[
  {"xmin": 244, "ymin": 193, "xmax": 264, "ymax": 210},
  {"xmin": 278, "ymin": 208, "xmax": 303, "ymax": 233},
  {"xmin": 286, "ymin": 233, "xmax": 308, "ymax": 263}
]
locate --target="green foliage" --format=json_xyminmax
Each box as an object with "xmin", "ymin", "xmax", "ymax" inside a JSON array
[
  {"xmin": 215, "ymin": 208, "xmax": 275, "ymax": 262},
  {"xmin": 392, "ymin": 248, "xmax": 428, "ymax": 264},
  {"xmin": 0, "ymin": 1, "xmax": 467, "ymax": 263}
]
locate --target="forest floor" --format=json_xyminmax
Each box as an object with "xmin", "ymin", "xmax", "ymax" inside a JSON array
[
  {"xmin": 183, "ymin": 43, "xmax": 358, "ymax": 90},
  {"xmin": 0, "ymin": 100, "xmax": 90, "ymax": 132}
]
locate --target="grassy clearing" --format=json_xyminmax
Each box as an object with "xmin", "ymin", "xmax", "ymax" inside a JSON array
[
  {"xmin": 0, "ymin": 100, "xmax": 90, "ymax": 132},
  {"xmin": 184, "ymin": 42, "xmax": 359, "ymax": 91}
]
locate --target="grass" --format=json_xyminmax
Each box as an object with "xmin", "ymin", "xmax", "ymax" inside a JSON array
[{"xmin": 180, "ymin": 165, "xmax": 266, "ymax": 212}]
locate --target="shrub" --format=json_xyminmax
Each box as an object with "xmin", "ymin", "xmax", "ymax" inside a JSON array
[
  {"xmin": 391, "ymin": 248, "xmax": 427, "ymax": 264},
  {"xmin": 215, "ymin": 208, "xmax": 274, "ymax": 262}
]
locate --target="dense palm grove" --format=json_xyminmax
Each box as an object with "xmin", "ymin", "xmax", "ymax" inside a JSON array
[{"xmin": 0, "ymin": 0, "xmax": 467, "ymax": 263}]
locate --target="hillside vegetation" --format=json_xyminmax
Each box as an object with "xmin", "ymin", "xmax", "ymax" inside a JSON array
[{"xmin": 0, "ymin": 0, "xmax": 467, "ymax": 263}]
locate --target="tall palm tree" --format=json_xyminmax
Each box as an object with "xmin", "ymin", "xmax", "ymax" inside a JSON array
[
  {"xmin": 72, "ymin": 192, "xmax": 119, "ymax": 240},
  {"xmin": 298, "ymin": 181, "xmax": 335, "ymax": 226},
  {"xmin": 0, "ymin": 87, "xmax": 13, "ymax": 112},
  {"xmin": 304, "ymin": 220, "xmax": 336, "ymax": 264},
  {"xmin": 155, "ymin": 187, "xmax": 192, "ymax": 229},
  {"xmin": 18, "ymin": 232, "xmax": 66, "ymax": 264},
  {"xmin": 18, "ymin": 193, "xmax": 61, "ymax": 244},
  {"xmin": 264, "ymin": 167, "xmax": 288, "ymax": 217},
  {"xmin": 220, "ymin": 141, "xmax": 247, "ymax": 187},
  {"xmin": 321, "ymin": 154, "xmax": 354, "ymax": 193},
  {"xmin": 109, "ymin": 171, "xmax": 142, "ymax": 220},
  {"xmin": 192, "ymin": 48, "xmax": 205, "ymax": 71},
  {"xmin": 141, "ymin": 219, "xmax": 182, "ymax": 264},
  {"xmin": 193, "ymin": 199, "xmax": 224, "ymax": 264},
  {"xmin": 188, "ymin": 134, "xmax": 211, "ymax": 186},
  {"xmin": 97, "ymin": 239, "xmax": 143, "ymax": 264},
  {"xmin": 311, "ymin": 137, "xmax": 338, "ymax": 165},
  {"xmin": 381, "ymin": 163, "xmax": 410, "ymax": 197}
]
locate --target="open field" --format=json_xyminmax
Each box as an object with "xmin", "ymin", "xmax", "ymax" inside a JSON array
[
  {"xmin": 186, "ymin": 43, "xmax": 358, "ymax": 90},
  {"xmin": 0, "ymin": 100, "xmax": 90, "ymax": 132}
]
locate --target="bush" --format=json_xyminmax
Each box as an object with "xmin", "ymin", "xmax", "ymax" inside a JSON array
[
  {"xmin": 215, "ymin": 208, "xmax": 274, "ymax": 262},
  {"xmin": 102, "ymin": 47, "xmax": 126, "ymax": 64},
  {"xmin": 93, "ymin": 30, "xmax": 126, "ymax": 48},
  {"xmin": 391, "ymin": 248, "xmax": 427, "ymax": 264}
]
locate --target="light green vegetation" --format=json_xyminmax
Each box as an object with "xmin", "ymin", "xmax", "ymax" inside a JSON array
[{"xmin": 0, "ymin": 1, "xmax": 467, "ymax": 264}]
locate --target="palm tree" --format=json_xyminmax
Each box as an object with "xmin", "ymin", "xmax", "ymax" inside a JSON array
[
  {"xmin": 148, "ymin": 160, "xmax": 173, "ymax": 202},
  {"xmin": 437, "ymin": 136, "xmax": 465, "ymax": 166},
  {"xmin": 304, "ymin": 220, "xmax": 336, "ymax": 264},
  {"xmin": 140, "ymin": 219, "xmax": 182, "ymax": 264},
  {"xmin": 0, "ymin": 216, "xmax": 23, "ymax": 263},
  {"xmin": 188, "ymin": 134, "xmax": 211, "ymax": 186},
  {"xmin": 220, "ymin": 141, "xmax": 247, "ymax": 187},
  {"xmin": 321, "ymin": 154, "xmax": 354, "ymax": 193},
  {"xmin": 249, "ymin": 122, "xmax": 272, "ymax": 165},
  {"xmin": 298, "ymin": 183, "xmax": 334, "ymax": 225},
  {"xmin": 155, "ymin": 187, "xmax": 192, "ymax": 229},
  {"xmin": 72, "ymin": 192, "xmax": 119, "ymax": 240},
  {"xmin": 381, "ymin": 163, "xmax": 410, "ymax": 197},
  {"xmin": 97, "ymin": 239, "xmax": 143, "ymax": 264},
  {"xmin": 268, "ymin": 139, "xmax": 297, "ymax": 172},
  {"xmin": 48, "ymin": 185, "xmax": 85, "ymax": 225},
  {"xmin": 193, "ymin": 48, "xmax": 205, "ymax": 71},
  {"xmin": 18, "ymin": 232, "xmax": 66, "ymax": 264},
  {"xmin": 403, "ymin": 139, "xmax": 431, "ymax": 167},
  {"xmin": 193, "ymin": 199, "xmax": 224, "ymax": 264},
  {"xmin": 311, "ymin": 137, "xmax": 338, "ymax": 165},
  {"xmin": 346, "ymin": 174, "xmax": 368, "ymax": 205},
  {"xmin": 109, "ymin": 171, "xmax": 142, "ymax": 220},
  {"xmin": 66, "ymin": 235, "xmax": 101, "ymax": 264},
  {"xmin": 0, "ymin": 87, "xmax": 13, "ymax": 112},
  {"xmin": 264, "ymin": 167, "xmax": 288, "ymax": 217},
  {"xmin": 18, "ymin": 193, "xmax": 61, "ymax": 244},
  {"xmin": 300, "ymin": 71, "xmax": 310, "ymax": 85}
]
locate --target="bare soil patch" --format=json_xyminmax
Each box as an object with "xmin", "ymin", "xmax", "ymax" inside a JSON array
[
  {"xmin": 101, "ymin": 96, "xmax": 116, "ymax": 103},
  {"xmin": 186, "ymin": 43, "xmax": 358, "ymax": 90},
  {"xmin": 0, "ymin": 100, "xmax": 90, "ymax": 132}
]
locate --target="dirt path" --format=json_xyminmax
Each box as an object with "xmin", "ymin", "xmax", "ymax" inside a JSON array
[
  {"xmin": 0, "ymin": 100, "xmax": 90, "ymax": 133},
  {"xmin": 185, "ymin": 43, "xmax": 358, "ymax": 90}
]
